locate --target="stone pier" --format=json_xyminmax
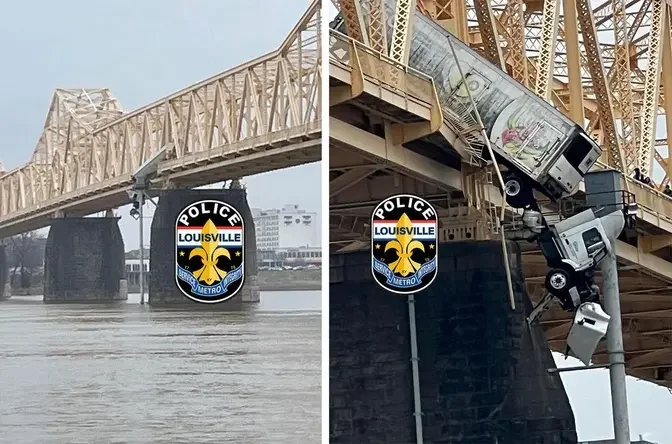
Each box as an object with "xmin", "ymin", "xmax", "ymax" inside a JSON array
[
  {"xmin": 44, "ymin": 217, "xmax": 126, "ymax": 303},
  {"xmin": 149, "ymin": 188, "xmax": 259, "ymax": 305},
  {"xmin": 330, "ymin": 241, "xmax": 577, "ymax": 443},
  {"xmin": 0, "ymin": 244, "xmax": 8, "ymax": 300}
]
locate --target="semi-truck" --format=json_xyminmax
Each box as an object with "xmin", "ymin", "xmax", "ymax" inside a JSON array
[
  {"xmin": 332, "ymin": 1, "xmax": 603, "ymax": 209},
  {"xmin": 332, "ymin": 1, "xmax": 638, "ymax": 365}
]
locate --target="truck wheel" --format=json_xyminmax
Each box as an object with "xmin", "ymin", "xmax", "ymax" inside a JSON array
[
  {"xmin": 503, "ymin": 175, "xmax": 533, "ymax": 208},
  {"xmin": 545, "ymin": 268, "xmax": 573, "ymax": 297}
]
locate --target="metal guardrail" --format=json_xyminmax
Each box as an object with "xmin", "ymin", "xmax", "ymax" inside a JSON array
[
  {"xmin": 586, "ymin": 162, "xmax": 672, "ymax": 230},
  {"xmin": 329, "ymin": 29, "xmax": 436, "ymax": 106}
]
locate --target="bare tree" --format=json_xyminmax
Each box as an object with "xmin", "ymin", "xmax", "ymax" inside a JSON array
[{"xmin": 8, "ymin": 231, "xmax": 44, "ymax": 288}]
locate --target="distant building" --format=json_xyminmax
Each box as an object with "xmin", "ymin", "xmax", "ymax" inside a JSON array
[
  {"xmin": 252, "ymin": 204, "xmax": 319, "ymax": 250},
  {"xmin": 259, "ymin": 246, "xmax": 322, "ymax": 268},
  {"xmin": 124, "ymin": 258, "xmax": 149, "ymax": 287},
  {"xmin": 251, "ymin": 204, "xmax": 321, "ymax": 267}
]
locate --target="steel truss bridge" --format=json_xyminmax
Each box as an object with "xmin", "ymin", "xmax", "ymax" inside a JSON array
[
  {"xmin": 0, "ymin": 0, "xmax": 321, "ymax": 239},
  {"xmin": 329, "ymin": 0, "xmax": 672, "ymax": 388}
]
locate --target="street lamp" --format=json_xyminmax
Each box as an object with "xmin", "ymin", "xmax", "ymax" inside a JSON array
[{"xmin": 129, "ymin": 145, "xmax": 168, "ymax": 305}]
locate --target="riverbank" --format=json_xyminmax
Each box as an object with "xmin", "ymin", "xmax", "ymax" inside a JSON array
[
  {"xmin": 257, "ymin": 269, "xmax": 321, "ymax": 291},
  {"xmin": 7, "ymin": 269, "xmax": 322, "ymax": 295}
]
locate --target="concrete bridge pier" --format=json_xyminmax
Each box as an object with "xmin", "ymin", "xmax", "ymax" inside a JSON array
[
  {"xmin": 44, "ymin": 216, "xmax": 126, "ymax": 303},
  {"xmin": 0, "ymin": 244, "xmax": 8, "ymax": 300},
  {"xmin": 330, "ymin": 241, "xmax": 578, "ymax": 444},
  {"xmin": 149, "ymin": 188, "xmax": 259, "ymax": 305}
]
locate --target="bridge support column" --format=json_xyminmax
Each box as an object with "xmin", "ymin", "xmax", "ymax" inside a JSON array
[
  {"xmin": 149, "ymin": 188, "xmax": 259, "ymax": 305},
  {"xmin": 330, "ymin": 241, "xmax": 578, "ymax": 444},
  {"xmin": 0, "ymin": 244, "xmax": 8, "ymax": 300},
  {"xmin": 44, "ymin": 217, "xmax": 126, "ymax": 303}
]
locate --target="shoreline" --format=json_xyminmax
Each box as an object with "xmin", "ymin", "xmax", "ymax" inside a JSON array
[{"xmin": 5, "ymin": 270, "xmax": 322, "ymax": 296}]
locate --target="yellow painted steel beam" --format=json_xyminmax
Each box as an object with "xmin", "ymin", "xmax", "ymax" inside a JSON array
[
  {"xmin": 611, "ymin": 0, "xmax": 639, "ymax": 174},
  {"xmin": 472, "ymin": 0, "xmax": 506, "ymax": 69},
  {"xmin": 368, "ymin": 0, "xmax": 388, "ymax": 53},
  {"xmin": 535, "ymin": 0, "xmax": 561, "ymax": 100},
  {"xmin": 576, "ymin": 0, "xmax": 626, "ymax": 171},
  {"xmin": 390, "ymin": 0, "xmax": 418, "ymax": 64},
  {"xmin": 507, "ymin": 0, "xmax": 528, "ymax": 86},
  {"xmin": 662, "ymin": 5, "xmax": 672, "ymax": 187},
  {"xmin": 562, "ymin": 0, "xmax": 586, "ymax": 125},
  {"xmin": 639, "ymin": 0, "xmax": 666, "ymax": 176},
  {"xmin": 337, "ymin": 0, "xmax": 370, "ymax": 45}
]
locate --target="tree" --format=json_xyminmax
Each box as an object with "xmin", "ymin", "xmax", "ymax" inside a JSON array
[{"xmin": 7, "ymin": 231, "xmax": 45, "ymax": 288}]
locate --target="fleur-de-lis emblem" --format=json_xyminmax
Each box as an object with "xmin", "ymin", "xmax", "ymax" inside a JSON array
[
  {"xmin": 189, "ymin": 219, "xmax": 230, "ymax": 285},
  {"xmin": 384, "ymin": 213, "xmax": 425, "ymax": 277}
]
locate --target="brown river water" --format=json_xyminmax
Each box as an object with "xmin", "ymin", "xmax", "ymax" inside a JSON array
[{"xmin": 0, "ymin": 291, "xmax": 321, "ymax": 444}]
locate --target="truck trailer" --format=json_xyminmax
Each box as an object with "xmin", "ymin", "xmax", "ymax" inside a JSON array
[{"xmin": 332, "ymin": 1, "xmax": 603, "ymax": 209}]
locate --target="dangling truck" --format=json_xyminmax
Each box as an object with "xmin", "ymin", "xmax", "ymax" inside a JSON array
[{"xmin": 333, "ymin": 3, "xmax": 637, "ymax": 364}]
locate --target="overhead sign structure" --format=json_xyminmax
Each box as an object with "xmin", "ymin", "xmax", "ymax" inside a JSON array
[
  {"xmin": 371, "ymin": 194, "xmax": 439, "ymax": 294},
  {"xmin": 175, "ymin": 199, "xmax": 245, "ymax": 303}
]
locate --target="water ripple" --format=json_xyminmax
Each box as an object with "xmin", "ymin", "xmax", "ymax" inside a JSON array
[{"xmin": 0, "ymin": 291, "xmax": 321, "ymax": 444}]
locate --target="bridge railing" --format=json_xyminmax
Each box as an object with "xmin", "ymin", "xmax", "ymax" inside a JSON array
[
  {"xmin": 329, "ymin": 29, "xmax": 436, "ymax": 107},
  {"xmin": 590, "ymin": 161, "xmax": 672, "ymax": 232}
]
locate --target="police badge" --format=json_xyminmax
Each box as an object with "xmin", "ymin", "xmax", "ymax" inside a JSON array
[
  {"xmin": 371, "ymin": 194, "xmax": 438, "ymax": 294},
  {"xmin": 175, "ymin": 199, "xmax": 245, "ymax": 303}
]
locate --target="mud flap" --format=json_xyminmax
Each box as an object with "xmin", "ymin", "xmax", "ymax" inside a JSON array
[{"xmin": 565, "ymin": 302, "xmax": 611, "ymax": 366}]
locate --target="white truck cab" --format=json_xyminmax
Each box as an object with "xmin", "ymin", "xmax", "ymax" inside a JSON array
[{"xmin": 538, "ymin": 209, "xmax": 624, "ymax": 303}]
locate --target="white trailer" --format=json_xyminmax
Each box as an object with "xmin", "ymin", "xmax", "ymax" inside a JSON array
[{"xmin": 332, "ymin": 1, "xmax": 603, "ymax": 208}]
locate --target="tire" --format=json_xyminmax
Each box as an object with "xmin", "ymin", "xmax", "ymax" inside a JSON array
[
  {"xmin": 503, "ymin": 175, "xmax": 533, "ymax": 209},
  {"xmin": 545, "ymin": 267, "xmax": 573, "ymax": 297}
]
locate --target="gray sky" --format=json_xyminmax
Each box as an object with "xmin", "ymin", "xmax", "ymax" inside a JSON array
[{"xmin": 0, "ymin": 0, "xmax": 321, "ymax": 249}]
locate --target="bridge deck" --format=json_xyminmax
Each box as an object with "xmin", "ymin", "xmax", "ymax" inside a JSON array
[{"xmin": 329, "ymin": 35, "xmax": 672, "ymax": 388}]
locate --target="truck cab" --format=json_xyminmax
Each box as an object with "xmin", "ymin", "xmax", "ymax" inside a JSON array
[{"xmin": 536, "ymin": 209, "xmax": 625, "ymax": 310}]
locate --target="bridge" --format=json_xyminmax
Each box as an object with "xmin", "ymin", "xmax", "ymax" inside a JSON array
[
  {"xmin": 329, "ymin": 0, "xmax": 672, "ymax": 441},
  {"xmin": 0, "ymin": 0, "xmax": 321, "ymax": 304}
]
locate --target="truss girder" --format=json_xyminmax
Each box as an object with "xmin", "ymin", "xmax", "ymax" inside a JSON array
[
  {"xmin": 535, "ymin": 0, "xmax": 560, "ymax": 101},
  {"xmin": 389, "ymin": 0, "xmax": 418, "ymax": 64},
  {"xmin": 610, "ymin": 0, "xmax": 639, "ymax": 174},
  {"xmin": 338, "ymin": 0, "xmax": 370, "ymax": 45},
  {"xmin": 576, "ymin": 0, "xmax": 626, "ymax": 170},
  {"xmin": 639, "ymin": 0, "xmax": 666, "ymax": 175}
]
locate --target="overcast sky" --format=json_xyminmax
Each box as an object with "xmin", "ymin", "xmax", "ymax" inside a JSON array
[{"xmin": 0, "ymin": 0, "xmax": 321, "ymax": 249}]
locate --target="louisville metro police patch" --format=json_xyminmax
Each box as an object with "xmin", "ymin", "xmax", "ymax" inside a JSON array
[
  {"xmin": 175, "ymin": 199, "xmax": 245, "ymax": 303},
  {"xmin": 371, "ymin": 194, "xmax": 438, "ymax": 294}
]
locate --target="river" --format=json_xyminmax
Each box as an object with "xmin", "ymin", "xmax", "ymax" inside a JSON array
[{"xmin": 0, "ymin": 291, "xmax": 321, "ymax": 444}]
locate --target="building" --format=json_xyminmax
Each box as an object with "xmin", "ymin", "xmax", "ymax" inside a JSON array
[
  {"xmin": 261, "ymin": 246, "xmax": 322, "ymax": 267},
  {"xmin": 124, "ymin": 258, "xmax": 150, "ymax": 288},
  {"xmin": 252, "ymin": 204, "xmax": 319, "ymax": 250},
  {"xmin": 252, "ymin": 204, "xmax": 321, "ymax": 267}
]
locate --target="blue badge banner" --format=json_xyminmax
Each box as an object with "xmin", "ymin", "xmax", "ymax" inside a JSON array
[
  {"xmin": 176, "ymin": 265, "xmax": 243, "ymax": 298},
  {"xmin": 372, "ymin": 257, "xmax": 437, "ymax": 289}
]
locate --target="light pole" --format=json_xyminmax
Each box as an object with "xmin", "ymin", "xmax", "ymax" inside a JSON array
[
  {"xmin": 128, "ymin": 145, "xmax": 168, "ymax": 306},
  {"xmin": 602, "ymin": 241, "xmax": 631, "ymax": 444},
  {"xmin": 130, "ymin": 189, "xmax": 146, "ymax": 305},
  {"xmin": 600, "ymin": 210, "xmax": 631, "ymax": 444}
]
